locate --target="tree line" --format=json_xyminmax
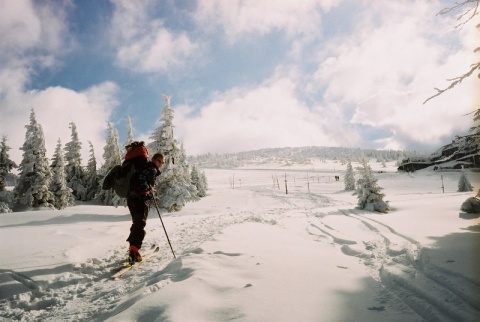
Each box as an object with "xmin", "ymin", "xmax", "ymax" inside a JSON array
[{"xmin": 0, "ymin": 95, "xmax": 207, "ymax": 213}]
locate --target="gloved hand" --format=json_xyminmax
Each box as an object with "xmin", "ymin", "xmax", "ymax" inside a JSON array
[{"xmin": 144, "ymin": 192, "xmax": 154, "ymax": 201}]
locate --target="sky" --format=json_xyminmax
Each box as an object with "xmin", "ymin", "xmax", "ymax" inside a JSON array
[{"xmin": 0, "ymin": 0, "xmax": 479, "ymax": 165}]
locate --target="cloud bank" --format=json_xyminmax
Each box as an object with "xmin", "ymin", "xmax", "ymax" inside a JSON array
[{"xmin": 0, "ymin": 0, "xmax": 477, "ymax": 167}]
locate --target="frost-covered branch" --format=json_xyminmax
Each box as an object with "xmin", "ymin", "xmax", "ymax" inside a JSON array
[
  {"xmin": 424, "ymin": 62, "xmax": 480, "ymax": 104},
  {"xmin": 438, "ymin": 0, "xmax": 479, "ymax": 27},
  {"xmin": 424, "ymin": 0, "xmax": 479, "ymax": 104}
]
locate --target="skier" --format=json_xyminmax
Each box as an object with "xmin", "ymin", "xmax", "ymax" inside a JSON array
[{"xmin": 126, "ymin": 148, "xmax": 165, "ymax": 263}]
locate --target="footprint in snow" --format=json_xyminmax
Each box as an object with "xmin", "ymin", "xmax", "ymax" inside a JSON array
[{"xmin": 213, "ymin": 251, "xmax": 242, "ymax": 256}]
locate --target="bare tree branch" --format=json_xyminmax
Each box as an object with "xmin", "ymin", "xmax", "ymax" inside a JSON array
[
  {"xmin": 424, "ymin": 0, "xmax": 479, "ymax": 104},
  {"xmin": 424, "ymin": 62, "xmax": 480, "ymax": 104}
]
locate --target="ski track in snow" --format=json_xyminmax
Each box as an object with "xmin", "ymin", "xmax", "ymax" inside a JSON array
[
  {"xmin": 0, "ymin": 191, "xmax": 285, "ymax": 321},
  {"xmin": 1, "ymin": 182, "xmax": 479, "ymax": 321},
  {"xmin": 307, "ymin": 208, "xmax": 480, "ymax": 322}
]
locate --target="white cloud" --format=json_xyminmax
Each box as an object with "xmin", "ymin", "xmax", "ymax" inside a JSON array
[
  {"xmin": 0, "ymin": 0, "xmax": 72, "ymax": 65},
  {"xmin": 0, "ymin": 82, "xmax": 119, "ymax": 167},
  {"xmin": 194, "ymin": 0, "xmax": 339, "ymax": 42},
  {"xmin": 171, "ymin": 1, "xmax": 479, "ymax": 156},
  {"xmin": 110, "ymin": 0, "xmax": 199, "ymax": 73},
  {"xmin": 2, "ymin": 0, "xmax": 477, "ymax": 162},
  {"xmin": 308, "ymin": 1, "xmax": 478, "ymax": 151},
  {"xmin": 353, "ymin": 87, "xmax": 474, "ymax": 150},
  {"xmin": 0, "ymin": 1, "xmax": 118, "ymax": 166},
  {"xmin": 174, "ymin": 74, "xmax": 359, "ymax": 155}
]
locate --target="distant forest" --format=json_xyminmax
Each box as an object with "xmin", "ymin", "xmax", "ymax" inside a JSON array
[{"xmin": 189, "ymin": 146, "xmax": 411, "ymax": 168}]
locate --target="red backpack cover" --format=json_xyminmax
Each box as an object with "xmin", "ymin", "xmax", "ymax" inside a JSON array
[{"xmin": 125, "ymin": 142, "xmax": 148, "ymax": 161}]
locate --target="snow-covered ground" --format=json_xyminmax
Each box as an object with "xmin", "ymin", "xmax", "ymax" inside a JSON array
[{"xmin": 1, "ymin": 159, "xmax": 479, "ymax": 322}]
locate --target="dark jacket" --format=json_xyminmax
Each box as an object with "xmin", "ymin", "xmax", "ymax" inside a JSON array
[{"xmin": 129, "ymin": 161, "xmax": 161, "ymax": 198}]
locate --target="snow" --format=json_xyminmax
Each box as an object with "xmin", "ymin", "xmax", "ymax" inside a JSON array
[{"xmin": 1, "ymin": 159, "xmax": 479, "ymax": 321}]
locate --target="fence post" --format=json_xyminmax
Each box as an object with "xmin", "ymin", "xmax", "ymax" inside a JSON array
[
  {"xmin": 285, "ymin": 173, "xmax": 288, "ymax": 194},
  {"xmin": 307, "ymin": 173, "xmax": 310, "ymax": 193}
]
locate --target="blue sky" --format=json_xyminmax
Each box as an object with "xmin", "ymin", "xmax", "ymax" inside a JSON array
[{"xmin": 0, "ymin": 0, "xmax": 478, "ymax": 165}]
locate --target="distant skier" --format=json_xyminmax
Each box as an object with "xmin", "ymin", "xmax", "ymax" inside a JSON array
[{"xmin": 124, "ymin": 142, "xmax": 165, "ymax": 263}]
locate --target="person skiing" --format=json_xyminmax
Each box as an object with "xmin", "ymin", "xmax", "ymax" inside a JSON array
[{"xmin": 125, "ymin": 145, "xmax": 165, "ymax": 263}]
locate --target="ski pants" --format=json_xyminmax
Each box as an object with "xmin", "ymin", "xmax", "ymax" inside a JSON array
[{"xmin": 126, "ymin": 197, "xmax": 149, "ymax": 249}]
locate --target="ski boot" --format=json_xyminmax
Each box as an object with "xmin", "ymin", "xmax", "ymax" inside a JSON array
[{"xmin": 128, "ymin": 245, "xmax": 142, "ymax": 264}]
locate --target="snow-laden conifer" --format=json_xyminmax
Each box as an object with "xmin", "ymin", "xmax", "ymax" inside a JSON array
[
  {"xmin": 97, "ymin": 122, "xmax": 122, "ymax": 205},
  {"xmin": 354, "ymin": 158, "xmax": 389, "ymax": 212},
  {"xmin": 51, "ymin": 139, "xmax": 75, "ymax": 209},
  {"xmin": 344, "ymin": 160, "xmax": 355, "ymax": 191},
  {"xmin": 84, "ymin": 141, "xmax": 99, "ymax": 200},
  {"xmin": 124, "ymin": 116, "xmax": 134, "ymax": 151},
  {"xmin": 15, "ymin": 109, "xmax": 55, "ymax": 208},
  {"xmin": 0, "ymin": 135, "xmax": 15, "ymax": 212},
  {"xmin": 0, "ymin": 202, "xmax": 12, "ymax": 213},
  {"xmin": 200, "ymin": 170, "xmax": 208, "ymax": 193},
  {"xmin": 0, "ymin": 135, "xmax": 17, "ymax": 192},
  {"xmin": 149, "ymin": 95, "xmax": 198, "ymax": 211},
  {"xmin": 191, "ymin": 164, "xmax": 207, "ymax": 197},
  {"xmin": 64, "ymin": 122, "xmax": 87, "ymax": 200},
  {"xmin": 458, "ymin": 169, "xmax": 473, "ymax": 192}
]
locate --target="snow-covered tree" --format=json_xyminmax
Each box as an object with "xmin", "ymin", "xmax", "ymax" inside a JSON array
[
  {"xmin": 84, "ymin": 141, "xmax": 99, "ymax": 200},
  {"xmin": 50, "ymin": 139, "xmax": 75, "ymax": 209},
  {"xmin": 124, "ymin": 116, "xmax": 134, "ymax": 150},
  {"xmin": 344, "ymin": 160, "xmax": 355, "ymax": 191},
  {"xmin": 0, "ymin": 202, "xmax": 12, "ymax": 213},
  {"xmin": 458, "ymin": 169, "xmax": 474, "ymax": 192},
  {"xmin": 429, "ymin": 2, "xmax": 480, "ymax": 209},
  {"xmin": 191, "ymin": 164, "xmax": 207, "ymax": 197},
  {"xmin": 148, "ymin": 95, "xmax": 176, "ymax": 156},
  {"xmin": 149, "ymin": 95, "xmax": 198, "ymax": 211},
  {"xmin": 354, "ymin": 158, "xmax": 389, "ymax": 212},
  {"xmin": 0, "ymin": 135, "xmax": 17, "ymax": 191},
  {"xmin": 64, "ymin": 122, "xmax": 87, "ymax": 200},
  {"xmin": 96, "ymin": 122, "xmax": 122, "ymax": 205},
  {"xmin": 0, "ymin": 135, "xmax": 16, "ymax": 212},
  {"xmin": 15, "ymin": 109, "xmax": 55, "ymax": 208}
]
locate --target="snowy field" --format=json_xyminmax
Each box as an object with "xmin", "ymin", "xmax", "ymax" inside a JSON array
[{"xmin": 1, "ymin": 159, "xmax": 479, "ymax": 322}]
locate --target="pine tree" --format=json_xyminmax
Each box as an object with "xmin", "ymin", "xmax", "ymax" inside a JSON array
[
  {"xmin": 84, "ymin": 141, "xmax": 99, "ymax": 200},
  {"xmin": 15, "ymin": 109, "xmax": 55, "ymax": 208},
  {"xmin": 458, "ymin": 170, "xmax": 473, "ymax": 192},
  {"xmin": 0, "ymin": 135, "xmax": 16, "ymax": 212},
  {"xmin": 125, "ymin": 116, "xmax": 134, "ymax": 149},
  {"xmin": 0, "ymin": 135, "xmax": 17, "ymax": 191},
  {"xmin": 344, "ymin": 159, "xmax": 355, "ymax": 191},
  {"xmin": 50, "ymin": 139, "xmax": 75, "ymax": 209},
  {"xmin": 64, "ymin": 122, "xmax": 87, "ymax": 200},
  {"xmin": 96, "ymin": 122, "xmax": 122, "ymax": 205},
  {"xmin": 200, "ymin": 170, "xmax": 208, "ymax": 193},
  {"xmin": 149, "ymin": 95, "xmax": 198, "ymax": 211},
  {"xmin": 354, "ymin": 158, "xmax": 389, "ymax": 212},
  {"xmin": 191, "ymin": 164, "xmax": 207, "ymax": 197},
  {"xmin": 148, "ymin": 95, "xmax": 176, "ymax": 156},
  {"xmin": 0, "ymin": 202, "xmax": 12, "ymax": 213}
]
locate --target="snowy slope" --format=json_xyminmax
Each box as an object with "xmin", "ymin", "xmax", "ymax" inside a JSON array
[{"xmin": 1, "ymin": 160, "xmax": 479, "ymax": 321}]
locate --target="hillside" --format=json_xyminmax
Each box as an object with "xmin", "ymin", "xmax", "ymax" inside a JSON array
[
  {"xmin": 398, "ymin": 134, "xmax": 479, "ymax": 172},
  {"xmin": 1, "ymin": 159, "xmax": 479, "ymax": 321}
]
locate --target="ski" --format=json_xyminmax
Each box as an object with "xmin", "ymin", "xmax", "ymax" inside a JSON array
[{"xmin": 111, "ymin": 245, "xmax": 160, "ymax": 280}]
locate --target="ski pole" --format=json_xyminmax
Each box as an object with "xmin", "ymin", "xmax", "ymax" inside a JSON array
[{"xmin": 152, "ymin": 198, "xmax": 176, "ymax": 259}]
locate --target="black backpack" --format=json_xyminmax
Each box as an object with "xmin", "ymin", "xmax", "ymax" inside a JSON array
[
  {"xmin": 102, "ymin": 162, "xmax": 137, "ymax": 198},
  {"xmin": 102, "ymin": 142, "xmax": 148, "ymax": 198}
]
